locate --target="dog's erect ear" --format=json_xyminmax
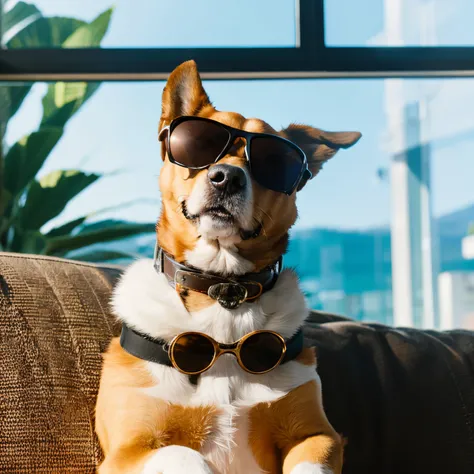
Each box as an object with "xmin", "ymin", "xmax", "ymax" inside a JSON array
[
  {"xmin": 282, "ymin": 124, "xmax": 361, "ymax": 190},
  {"xmin": 160, "ymin": 60, "xmax": 212, "ymax": 125},
  {"xmin": 159, "ymin": 60, "xmax": 212, "ymax": 160}
]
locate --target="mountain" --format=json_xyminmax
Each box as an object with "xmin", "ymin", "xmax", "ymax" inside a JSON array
[
  {"xmin": 79, "ymin": 203, "xmax": 474, "ymax": 278},
  {"xmin": 437, "ymin": 204, "xmax": 474, "ymax": 237},
  {"xmin": 74, "ymin": 203, "xmax": 473, "ymax": 322}
]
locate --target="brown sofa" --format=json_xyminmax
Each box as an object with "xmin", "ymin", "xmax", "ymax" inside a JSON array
[{"xmin": 1, "ymin": 252, "xmax": 473, "ymax": 474}]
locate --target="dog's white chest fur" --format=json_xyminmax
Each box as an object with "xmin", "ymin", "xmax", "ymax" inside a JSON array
[
  {"xmin": 112, "ymin": 259, "xmax": 317, "ymax": 474},
  {"xmin": 144, "ymin": 359, "xmax": 263, "ymax": 473}
]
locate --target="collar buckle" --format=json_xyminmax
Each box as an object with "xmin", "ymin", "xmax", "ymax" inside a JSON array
[
  {"xmin": 208, "ymin": 282, "xmax": 248, "ymax": 310},
  {"xmin": 155, "ymin": 246, "xmax": 282, "ymax": 310}
]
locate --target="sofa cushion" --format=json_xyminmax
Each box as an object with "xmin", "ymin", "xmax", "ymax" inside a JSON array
[
  {"xmin": 0, "ymin": 253, "xmax": 121, "ymax": 473},
  {"xmin": 1, "ymin": 252, "xmax": 474, "ymax": 473},
  {"xmin": 305, "ymin": 321, "xmax": 474, "ymax": 473}
]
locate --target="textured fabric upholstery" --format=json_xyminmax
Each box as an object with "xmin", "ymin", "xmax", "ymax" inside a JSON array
[
  {"xmin": 305, "ymin": 321, "xmax": 474, "ymax": 473},
  {"xmin": 1, "ymin": 252, "xmax": 473, "ymax": 473},
  {"xmin": 0, "ymin": 253, "xmax": 121, "ymax": 473}
]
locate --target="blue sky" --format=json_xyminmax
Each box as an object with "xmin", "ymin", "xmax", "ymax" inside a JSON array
[{"xmin": 5, "ymin": 0, "xmax": 474, "ymax": 232}]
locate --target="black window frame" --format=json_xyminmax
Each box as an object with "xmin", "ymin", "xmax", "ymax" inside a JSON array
[{"xmin": 1, "ymin": 0, "xmax": 474, "ymax": 81}]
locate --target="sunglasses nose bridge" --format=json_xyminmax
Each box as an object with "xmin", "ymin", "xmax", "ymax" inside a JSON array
[
  {"xmin": 226, "ymin": 134, "xmax": 248, "ymax": 157},
  {"xmin": 234, "ymin": 131, "xmax": 251, "ymax": 151},
  {"xmin": 215, "ymin": 341, "xmax": 239, "ymax": 358},
  {"xmin": 217, "ymin": 348, "xmax": 237, "ymax": 357}
]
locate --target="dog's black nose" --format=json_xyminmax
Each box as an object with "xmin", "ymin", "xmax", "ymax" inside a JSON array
[{"xmin": 208, "ymin": 164, "xmax": 246, "ymax": 194}]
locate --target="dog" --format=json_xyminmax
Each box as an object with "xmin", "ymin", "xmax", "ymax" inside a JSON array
[{"xmin": 95, "ymin": 60, "xmax": 361, "ymax": 474}]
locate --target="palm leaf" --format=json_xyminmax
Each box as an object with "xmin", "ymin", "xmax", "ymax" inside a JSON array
[
  {"xmin": 0, "ymin": 85, "xmax": 33, "ymax": 123},
  {"xmin": 0, "ymin": 190, "xmax": 12, "ymax": 217},
  {"xmin": 39, "ymin": 8, "xmax": 113, "ymax": 127},
  {"xmin": 41, "ymin": 82, "xmax": 100, "ymax": 128},
  {"xmin": 6, "ymin": 17, "xmax": 86, "ymax": 48},
  {"xmin": 3, "ymin": 1, "xmax": 41, "ymax": 44},
  {"xmin": 2, "ymin": 6, "xmax": 116, "ymax": 258},
  {"xmin": 46, "ymin": 216, "xmax": 87, "ymax": 238},
  {"xmin": 13, "ymin": 229, "xmax": 46, "ymax": 254},
  {"xmin": 78, "ymin": 219, "xmax": 143, "ymax": 233},
  {"xmin": 62, "ymin": 8, "xmax": 113, "ymax": 48},
  {"xmin": 45, "ymin": 197, "xmax": 160, "ymax": 238},
  {"xmin": 65, "ymin": 249, "xmax": 139, "ymax": 263},
  {"xmin": 45, "ymin": 220, "xmax": 155, "ymax": 255},
  {"xmin": 18, "ymin": 170, "xmax": 100, "ymax": 231},
  {"xmin": 4, "ymin": 128, "xmax": 64, "ymax": 197},
  {"xmin": 2, "ymin": 9, "xmax": 89, "ymax": 122}
]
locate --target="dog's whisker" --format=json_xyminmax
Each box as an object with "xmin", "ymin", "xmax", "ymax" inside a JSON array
[
  {"xmin": 257, "ymin": 220, "xmax": 268, "ymax": 238},
  {"xmin": 255, "ymin": 205, "xmax": 275, "ymax": 226},
  {"xmin": 252, "ymin": 208, "xmax": 271, "ymax": 238}
]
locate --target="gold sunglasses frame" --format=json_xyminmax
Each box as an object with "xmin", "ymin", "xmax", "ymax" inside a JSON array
[{"xmin": 167, "ymin": 330, "xmax": 287, "ymax": 376}]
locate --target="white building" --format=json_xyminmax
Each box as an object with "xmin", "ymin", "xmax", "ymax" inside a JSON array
[{"xmin": 380, "ymin": 0, "xmax": 474, "ymax": 328}]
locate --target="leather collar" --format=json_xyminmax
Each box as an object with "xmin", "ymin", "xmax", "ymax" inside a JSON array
[
  {"xmin": 155, "ymin": 248, "xmax": 282, "ymax": 309},
  {"xmin": 120, "ymin": 323, "xmax": 304, "ymax": 371}
]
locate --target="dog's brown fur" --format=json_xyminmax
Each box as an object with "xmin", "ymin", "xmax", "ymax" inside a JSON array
[
  {"xmin": 97, "ymin": 343, "xmax": 342, "ymax": 474},
  {"xmin": 96, "ymin": 340, "xmax": 219, "ymax": 473},
  {"xmin": 157, "ymin": 60, "xmax": 360, "ymax": 312},
  {"xmin": 96, "ymin": 60, "xmax": 361, "ymax": 474}
]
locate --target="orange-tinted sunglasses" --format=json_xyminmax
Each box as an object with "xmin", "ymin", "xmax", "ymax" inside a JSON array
[{"xmin": 166, "ymin": 330, "xmax": 287, "ymax": 375}]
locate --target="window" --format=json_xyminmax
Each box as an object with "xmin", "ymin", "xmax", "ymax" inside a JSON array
[
  {"xmin": 1, "ymin": 0, "xmax": 473, "ymax": 330},
  {"xmin": 3, "ymin": 0, "xmax": 474, "ymax": 78},
  {"xmin": 4, "ymin": 0, "xmax": 298, "ymax": 48},
  {"xmin": 2, "ymin": 76, "xmax": 473, "ymax": 329},
  {"xmin": 325, "ymin": 0, "xmax": 474, "ymax": 47}
]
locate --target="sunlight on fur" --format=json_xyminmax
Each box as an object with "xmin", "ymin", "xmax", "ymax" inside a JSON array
[{"xmin": 95, "ymin": 59, "xmax": 360, "ymax": 474}]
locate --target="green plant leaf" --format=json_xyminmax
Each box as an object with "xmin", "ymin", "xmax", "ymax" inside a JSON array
[
  {"xmin": 20, "ymin": 230, "xmax": 46, "ymax": 254},
  {"xmin": 0, "ymin": 190, "xmax": 14, "ymax": 240},
  {"xmin": 0, "ymin": 189, "xmax": 12, "ymax": 218},
  {"xmin": 62, "ymin": 8, "xmax": 113, "ymax": 48},
  {"xmin": 8, "ymin": 227, "xmax": 46, "ymax": 254},
  {"xmin": 41, "ymin": 82, "xmax": 100, "ymax": 128},
  {"xmin": 54, "ymin": 82, "xmax": 88, "ymax": 108},
  {"xmin": 3, "ymin": 1, "xmax": 42, "ymax": 43},
  {"xmin": 40, "ymin": 7, "xmax": 108, "ymax": 125},
  {"xmin": 3, "ymin": 1, "xmax": 41, "ymax": 33},
  {"xmin": 45, "ymin": 197, "xmax": 159, "ymax": 238},
  {"xmin": 45, "ymin": 220, "xmax": 155, "ymax": 255},
  {"xmin": 4, "ymin": 127, "xmax": 64, "ymax": 197},
  {"xmin": 65, "ymin": 249, "xmax": 138, "ymax": 263},
  {"xmin": 46, "ymin": 216, "xmax": 87, "ymax": 238},
  {"xmin": 78, "ymin": 219, "xmax": 144, "ymax": 233},
  {"xmin": 0, "ymin": 85, "xmax": 33, "ymax": 123},
  {"xmin": 18, "ymin": 170, "xmax": 100, "ymax": 231},
  {"xmin": 6, "ymin": 17, "xmax": 87, "ymax": 48},
  {"xmin": 0, "ymin": 3, "xmax": 40, "ymax": 120}
]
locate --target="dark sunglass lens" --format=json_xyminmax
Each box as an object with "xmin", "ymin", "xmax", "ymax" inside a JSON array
[
  {"xmin": 250, "ymin": 137, "xmax": 304, "ymax": 193},
  {"xmin": 172, "ymin": 333, "xmax": 215, "ymax": 373},
  {"xmin": 240, "ymin": 332, "xmax": 284, "ymax": 373},
  {"xmin": 170, "ymin": 120, "xmax": 230, "ymax": 168}
]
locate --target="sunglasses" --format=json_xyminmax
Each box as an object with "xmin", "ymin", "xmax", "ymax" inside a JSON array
[
  {"xmin": 159, "ymin": 116, "xmax": 311, "ymax": 195},
  {"xmin": 166, "ymin": 330, "xmax": 287, "ymax": 375}
]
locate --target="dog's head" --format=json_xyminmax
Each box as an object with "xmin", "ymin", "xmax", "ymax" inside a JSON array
[{"xmin": 157, "ymin": 61, "xmax": 361, "ymax": 275}]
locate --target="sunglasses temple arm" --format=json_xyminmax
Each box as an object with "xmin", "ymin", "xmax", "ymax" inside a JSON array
[{"xmin": 158, "ymin": 125, "xmax": 170, "ymax": 142}]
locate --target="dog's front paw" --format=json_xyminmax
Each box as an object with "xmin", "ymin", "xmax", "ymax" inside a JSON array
[
  {"xmin": 291, "ymin": 462, "xmax": 334, "ymax": 474},
  {"xmin": 142, "ymin": 445, "xmax": 213, "ymax": 474}
]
